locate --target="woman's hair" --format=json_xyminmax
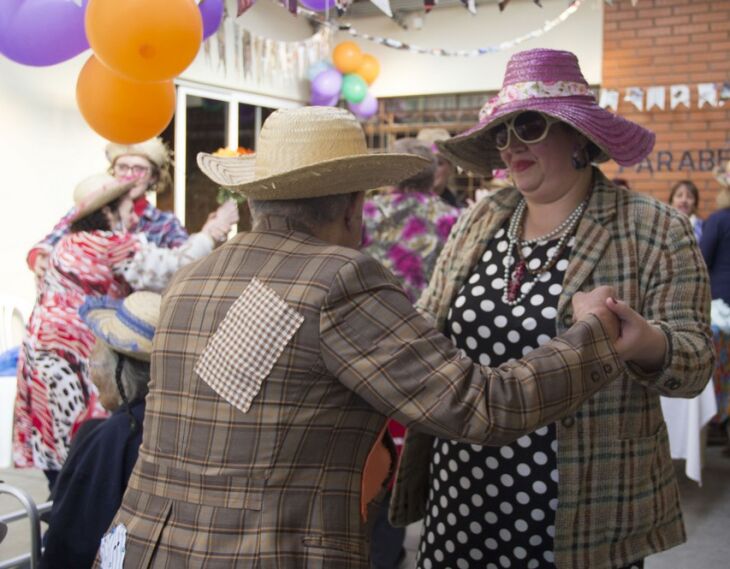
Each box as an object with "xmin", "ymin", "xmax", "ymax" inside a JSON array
[
  {"xmin": 149, "ymin": 163, "xmax": 173, "ymax": 195},
  {"xmin": 89, "ymin": 341, "xmax": 151, "ymax": 412},
  {"xmin": 69, "ymin": 196, "xmax": 123, "ymax": 233},
  {"xmin": 668, "ymin": 180, "xmax": 700, "ymax": 213},
  {"xmin": 392, "ymin": 138, "xmax": 437, "ymax": 193}
]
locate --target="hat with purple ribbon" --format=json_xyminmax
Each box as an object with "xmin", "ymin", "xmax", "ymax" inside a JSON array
[
  {"xmin": 438, "ymin": 49, "xmax": 655, "ymax": 176},
  {"xmin": 80, "ymin": 291, "xmax": 161, "ymax": 361}
]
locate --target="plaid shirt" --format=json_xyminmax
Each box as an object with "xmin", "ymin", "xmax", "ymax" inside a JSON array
[
  {"xmin": 391, "ymin": 170, "xmax": 714, "ymax": 569},
  {"xmin": 27, "ymin": 202, "xmax": 188, "ymax": 269},
  {"xmin": 106, "ymin": 215, "xmax": 622, "ymax": 568}
]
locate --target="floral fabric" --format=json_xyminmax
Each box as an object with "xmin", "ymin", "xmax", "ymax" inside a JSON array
[
  {"xmin": 479, "ymin": 80, "xmax": 594, "ymax": 120},
  {"xmin": 362, "ymin": 191, "xmax": 459, "ymax": 304}
]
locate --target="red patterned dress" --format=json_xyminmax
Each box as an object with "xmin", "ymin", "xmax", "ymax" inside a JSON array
[{"xmin": 13, "ymin": 231, "xmax": 139, "ymax": 471}]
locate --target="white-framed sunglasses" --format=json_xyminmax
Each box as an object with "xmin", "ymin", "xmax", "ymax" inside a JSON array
[{"xmin": 489, "ymin": 111, "xmax": 561, "ymax": 151}]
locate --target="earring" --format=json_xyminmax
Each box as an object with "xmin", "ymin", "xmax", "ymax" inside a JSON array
[{"xmin": 571, "ymin": 147, "xmax": 589, "ymax": 170}]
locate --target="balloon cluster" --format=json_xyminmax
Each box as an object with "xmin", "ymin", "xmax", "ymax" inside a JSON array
[
  {"xmin": 309, "ymin": 41, "xmax": 380, "ymax": 121},
  {"xmin": 0, "ymin": 0, "xmax": 226, "ymax": 144}
]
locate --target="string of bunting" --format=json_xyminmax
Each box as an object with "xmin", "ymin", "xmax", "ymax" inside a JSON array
[{"xmin": 292, "ymin": 0, "xmax": 584, "ymax": 57}]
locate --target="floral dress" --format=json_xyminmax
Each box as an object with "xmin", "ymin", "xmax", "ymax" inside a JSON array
[{"xmin": 362, "ymin": 191, "xmax": 459, "ymax": 303}]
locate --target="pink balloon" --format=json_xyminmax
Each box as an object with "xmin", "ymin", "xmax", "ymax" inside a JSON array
[{"xmin": 347, "ymin": 93, "xmax": 378, "ymax": 120}]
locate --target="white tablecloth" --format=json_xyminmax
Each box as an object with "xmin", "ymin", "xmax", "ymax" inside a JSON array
[{"xmin": 660, "ymin": 379, "xmax": 717, "ymax": 485}]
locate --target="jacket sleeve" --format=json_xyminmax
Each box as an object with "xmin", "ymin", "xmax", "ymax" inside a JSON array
[
  {"xmin": 26, "ymin": 207, "xmax": 77, "ymax": 270},
  {"xmin": 122, "ymin": 233, "xmax": 213, "ymax": 292},
  {"xmin": 320, "ymin": 254, "xmax": 623, "ymax": 446},
  {"xmin": 631, "ymin": 212, "xmax": 715, "ymax": 397}
]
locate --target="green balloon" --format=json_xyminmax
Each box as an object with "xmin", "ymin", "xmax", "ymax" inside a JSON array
[{"xmin": 342, "ymin": 74, "xmax": 368, "ymax": 104}]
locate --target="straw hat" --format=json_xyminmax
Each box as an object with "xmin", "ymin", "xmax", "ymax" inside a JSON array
[
  {"xmin": 196, "ymin": 106, "xmax": 431, "ymax": 200},
  {"xmin": 72, "ymin": 173, "xmax": 135, "ymax": 221},
  {"xmin": 79, "ymin": 291, "xmax": 161, "ymax": 361},
  {"xmin": 417, "ymin": 128, "xmax": 452, "ymax": 154},
  {"xmin": 439, "ymin": 49, "xmax": 655, "ymax": 176},
  {"xmin": 105, "ymin": 137, "xmax": 171, "ymax": 170}
]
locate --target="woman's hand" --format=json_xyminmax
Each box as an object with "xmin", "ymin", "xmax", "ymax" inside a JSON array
[
  {"xmin": 605, "ymin": 297, "xmax": 667, "ymax": 372},
  {"xmin": 202, "ymin": 200, "xmax": 239, "ymax": 242}
]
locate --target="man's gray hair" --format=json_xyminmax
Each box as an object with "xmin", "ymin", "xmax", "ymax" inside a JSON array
[
  {"xmin": 249, "ymin": 192, "xmax": 358, "ymax": 230},
  {"xmin": 92, "ymin": 342, "xmax": 151, "ymax": 407},
  {"xmin": 392, "ymin": 138, "xmax": 437, "ymax": 193}
]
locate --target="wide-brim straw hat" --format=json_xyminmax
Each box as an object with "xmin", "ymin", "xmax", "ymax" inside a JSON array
[
  {"xmin": 438, "ymin": 49, "xmax": 655, "ymax": 176},
  {"xmin": 105, "ymin": 137, "xmax": 171, "ymax": 170},
  {"xmin": 79, "ymin": 291, "xmax": 161, "ymax": 361},
  {"xmin": 196, "ymin": 106, "xmax": 431, "ymax": 200},
  {"xmin": 72, "ymin": 173, "xmax": 135, "ymax": 221}
]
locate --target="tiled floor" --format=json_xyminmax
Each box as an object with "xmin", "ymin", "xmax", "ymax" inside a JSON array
[{"xmin": 1, "ymin": 449, "xmax": 729, "ymax": 567}]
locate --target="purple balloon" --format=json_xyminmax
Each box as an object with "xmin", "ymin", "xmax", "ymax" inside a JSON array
[
  {"xmin": 300, "ymin": 0, "xmax": 336, "ymax": 11},
  {"xmin": 0, "ymin": 0, "xmax": 89, "ymax": 66},
  {"xmin": 310, "ymin": 91, "xmax": 339, "ymax": 107},
  {"xmin": 347, "ymin": 93, "xmax": 378, "ymax": 120},
  {"xmin": 199, "ymin": 0, "xmax": 224, "ymax": 40},
  {"xmin": 311, "ymin": 68, "xmax": 342, "ymax": 99}
]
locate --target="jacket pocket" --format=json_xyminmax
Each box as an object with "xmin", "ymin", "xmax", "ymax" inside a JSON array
[{"xmin": 604, "ymin": 422, "xmax": 679, "ymax": 540}]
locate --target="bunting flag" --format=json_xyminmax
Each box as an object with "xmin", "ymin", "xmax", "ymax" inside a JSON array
[
  {"xmin": 237, "ymin": 0, "xmax": 256, "ymax": 17},
  {"xmin": 335, "ymin": 0, "xmax": 353, "ymax": 15},
  {"xmin": 424, "ymin": 0, "xmax": 437, "ymax": 14},
  {"xmin": 369, "ymin": 0, "xmax": 393, "ymax": 18},
  {"xmin": 461, "ymin": 0, "xmax": 477, "ymax": 16}
]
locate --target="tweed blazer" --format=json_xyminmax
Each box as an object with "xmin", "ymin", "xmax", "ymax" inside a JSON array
[
  {"xmin": 391, "ymin": 170, "xmax": 714, "ymax": 569},
  {"xmin": 105, "ymin": 215, "xmax": 623, "ymax": 569}
]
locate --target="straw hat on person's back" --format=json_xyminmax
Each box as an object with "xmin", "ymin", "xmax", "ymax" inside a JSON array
[
  {"xmin": 197, "ymin": 106, "xmax": 430, "ymax": 200},
  {"xmin": 72, "ymin": 173, "xmax": 135, "ymax": 221}
]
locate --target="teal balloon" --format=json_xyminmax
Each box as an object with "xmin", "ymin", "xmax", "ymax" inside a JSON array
[{"xmin": 341, "ymin": 74, "xmax": 368, "ymax": 104}]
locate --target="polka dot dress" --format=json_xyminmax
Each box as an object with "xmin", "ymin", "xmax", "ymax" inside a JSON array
[{"xmin": 416, "ymin": 223, "xmax": 644, "ymax": 569}]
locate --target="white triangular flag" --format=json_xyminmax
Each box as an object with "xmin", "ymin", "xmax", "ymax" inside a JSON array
[
  {"xmin": 670, "ymin": 85, "xmax": 690, "ymax": 109},
  {"xmin": 599, "ymin": 89, "xmax": 619, "ymax": 111},
  {"xmin": 698, "ymin": 83, "xmax": 719, "ymax": 108},
  {"xmin": 646, "ymin": 86, "xmax": 666, "ymax": 111},
  {"xmin": 370, "ymin": 0, "xmax": 393, "ymax": 18}
]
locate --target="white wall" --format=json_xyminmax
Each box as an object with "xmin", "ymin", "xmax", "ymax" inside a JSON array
[{"xmin": 339, "ymin": 0, "xmax": 604, "ymax": 97}]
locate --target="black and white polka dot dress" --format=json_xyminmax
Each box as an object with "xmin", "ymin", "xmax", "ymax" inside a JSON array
[{"xmin": 416, "ymin": 223, "xmax": 643, "ymax": 569}]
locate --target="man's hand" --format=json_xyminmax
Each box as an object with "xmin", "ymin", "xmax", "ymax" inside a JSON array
[
  {"xmin": 202, "ymin": 200, "xmax": 240, "ymax": 243},
  {"xmin": 571, "ymin": 286, "xmax": 619, "ymax": 342},
  {"xmin": 605, "ymin": 297, "xmax": 667, "ymax": 372}
]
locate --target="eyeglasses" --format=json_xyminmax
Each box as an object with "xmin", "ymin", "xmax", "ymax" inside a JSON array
[
  {"xmin": 114, "ymin": 163, "xmax": 150, "ymax": 176},
  {"xmin": 489, "ymin": 111, "xmax": 560, "ymax": 151}
]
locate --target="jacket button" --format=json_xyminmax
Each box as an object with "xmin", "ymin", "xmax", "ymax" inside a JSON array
[
  {"xmin": 590, "ymin": 371, "xmax": 601, "ymax": 383},
  {"xmin": 664, "ymin": 378, "xmax": 681, "ymax": 390},
  {"xmin": 561, "ymin": 416, "xmax": 575, "ymax": 428},
  {"xmin": 603, "ymin": 364, "xmax": 613, "ymax": 374}
]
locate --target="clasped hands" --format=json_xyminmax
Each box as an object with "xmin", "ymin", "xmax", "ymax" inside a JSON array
[
  {"xmin": 572, "ymin": 286, "xmax": 667, "ymax": 372},
  {"xmin": 202, "ymin": 199, "xmax": 240, "ymax": 243}
]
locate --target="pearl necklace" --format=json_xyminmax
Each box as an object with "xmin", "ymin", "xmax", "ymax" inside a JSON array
[{"xmin": 501, "ymin": 198, "xmax": 587, "ymax": 306}]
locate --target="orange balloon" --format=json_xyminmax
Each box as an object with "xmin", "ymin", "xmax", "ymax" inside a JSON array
[
  {"xmin": 76, "ymin": 55, "xmax": 176, "ymax": 144},
  {"xmin": 86, "ymin": 0, "xmax": 203, "ymax": 82},
  {"xmin": 355, "ymin": 54, "xmax": 380, "ymax": 85},
  {"xmin": 333, "ymin": 41, "xmax": 364, "ymax": 74}
]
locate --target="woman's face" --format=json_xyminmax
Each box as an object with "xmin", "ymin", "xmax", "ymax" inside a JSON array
[
  {"xmin": 671, "ymin": 185, "xmax": 696, "ymax": 217},
  {"xmin": 112, "ymin": 154, "xmax": 156, "ymax": 199},
  {"xmin": 117, "ymin": 195, "xmax": 139, "ymax": 230},
  {"xmin": 497, "ymin": 120, "xmax": 583, "ymax": 203}
]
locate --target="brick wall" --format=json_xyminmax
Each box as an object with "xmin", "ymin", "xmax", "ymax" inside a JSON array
[{"xmin": 601, "ymin": 0, "xmax": 730, "ymax": 218}]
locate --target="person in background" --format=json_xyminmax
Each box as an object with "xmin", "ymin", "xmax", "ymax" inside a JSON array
[
  {"xmin": 670, "ymin": 179, "xmax": 703, "ymax": 241},
  {"xmin": 362, "ymin": 138, "xmax": 460, "ymax": 305},
  {"xmin": 26, "ymin": 137, "xmax": 237, "ymax": 281},
  {"xmin": 40, "ymin": 292, "xmax": 160, "ymax": 569},
  {"xmin": 13, "ymin": 174, "xmax": 233, "ymax": 488},
  {"xmin": 417, "ymin": 128, "xmax": 462, "ymax": 207},
  {"xmin": 361, "ymin": 137, "xmax": 459, "ymax": 568},
  {"xmin": 396, "ymin": 48, "xmax": 714, "ymax": 569}
]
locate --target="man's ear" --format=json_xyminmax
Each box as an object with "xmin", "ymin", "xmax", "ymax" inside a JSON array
[{"xmin": 344, "ymin": 191, "xmax": 365, "ymax": 230}]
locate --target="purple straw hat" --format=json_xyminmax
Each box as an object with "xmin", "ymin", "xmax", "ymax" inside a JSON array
[{"xmin": 438, "ymin": 49, "xmax": 655, "ymax": 176}]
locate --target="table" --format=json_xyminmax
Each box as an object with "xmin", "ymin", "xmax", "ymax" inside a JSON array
[{"xmin": 660, "ymin": 379, "xmax": 717, "ymax": 485}]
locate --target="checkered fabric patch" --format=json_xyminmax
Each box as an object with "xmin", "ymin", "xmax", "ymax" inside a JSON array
[{"xmin": 195, "ymin": 277, "xmax": 304, "ymax": 414}]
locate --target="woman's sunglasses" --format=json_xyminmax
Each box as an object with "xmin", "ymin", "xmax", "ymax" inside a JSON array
[{"xmin": 489, "ymin": 111, "xmax": 560, "ymax": 151}]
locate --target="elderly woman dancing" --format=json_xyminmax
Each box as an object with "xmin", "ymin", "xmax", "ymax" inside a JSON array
[{"xmin": 391, "ymin": 49, "xmax": 714, "ymax": 569}]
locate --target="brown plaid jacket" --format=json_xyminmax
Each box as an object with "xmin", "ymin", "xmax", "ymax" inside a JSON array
[
  {"xmin": 391, "ymin": 170, "xmax": 714, "ymax": 569},
  {"xmin": 108, "ymin": 215, "xmax": 623, "ymax": 568}
]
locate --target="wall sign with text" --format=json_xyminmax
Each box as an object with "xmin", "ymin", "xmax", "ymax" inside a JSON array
[{"xmin": 617, "ymin": 148, "xmax": 730, "ymax": 174}]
